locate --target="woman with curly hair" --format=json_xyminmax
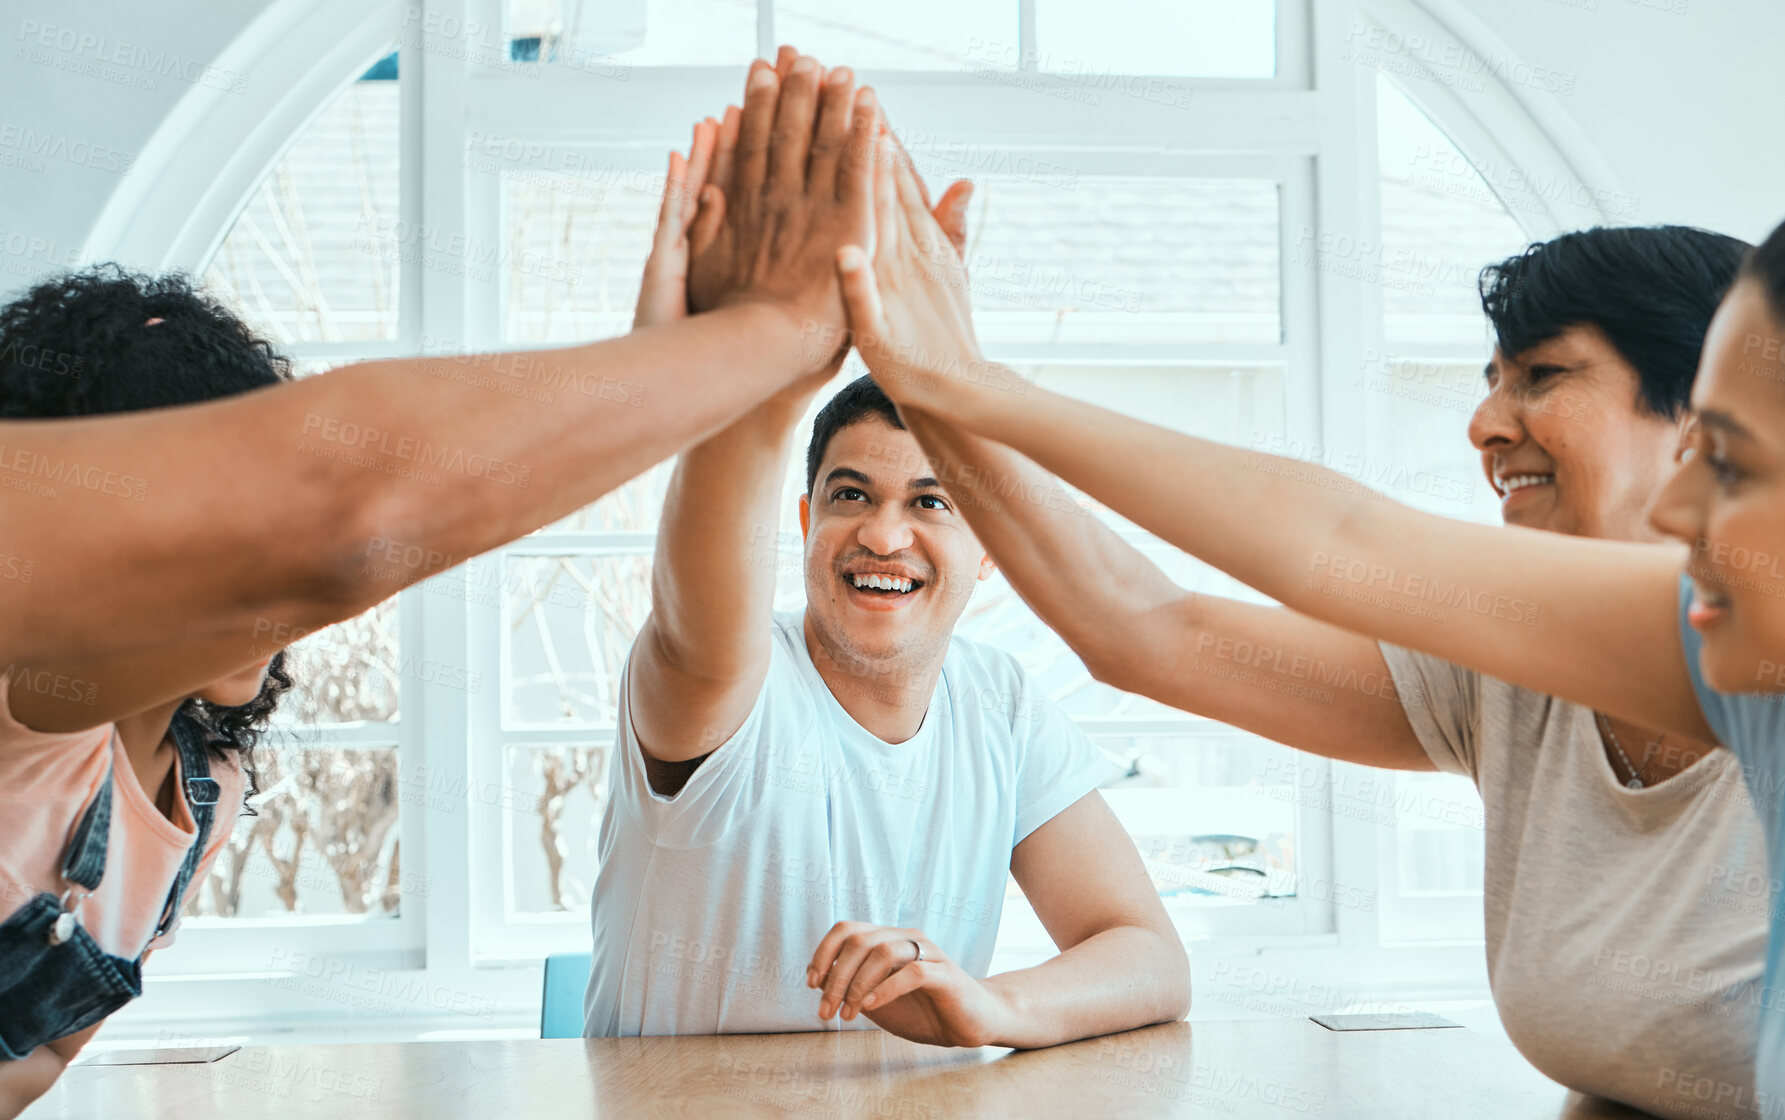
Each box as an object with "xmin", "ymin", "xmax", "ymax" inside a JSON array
[{"xmin": 0, "ymin": 268, "xmax": 303, "ymax": 1112}]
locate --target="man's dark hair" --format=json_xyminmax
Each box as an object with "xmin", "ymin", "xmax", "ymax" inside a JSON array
[
  {"xmin": 1739, "ymin": 217, "xmax": 1785, "ymax": 329},
  {"xmin": 1478, "ymin": 225, "xmax": 1750, "ymax": 419},
  {"xmin": 805, "ymin": 375, "xmax": 904, "ymax": 495},
  {"xmin": 0, "ymin": 264, "xmax": 297, "ymax": 808}
]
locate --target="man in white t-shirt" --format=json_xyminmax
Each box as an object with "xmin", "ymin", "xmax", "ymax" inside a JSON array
[{"xmin": 583, "ymin": 365, "xmax": 1189, "ymax": 1043}]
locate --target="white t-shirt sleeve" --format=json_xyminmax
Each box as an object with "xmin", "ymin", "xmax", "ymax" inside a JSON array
[
  {"xmin": 1377, "ymin": 642, "xmax": 1481, "ymax": 780},
  {"xmin": 1007, "ymin": 665, "xmax": 1119, "ymax": 847},
  {"xmin": 609, "ymin": 629, "xmax": 815, "ymax": 850}
]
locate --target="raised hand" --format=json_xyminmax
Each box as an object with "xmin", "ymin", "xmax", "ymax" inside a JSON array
[
  {"xmin": 633, "ymin": 117, "xmax": 719, "ymax": 329},
  {"xmin": 685, "ymin": 52, "xmax": 880, "ymax": 370},
  {"xmin": 834, "ymin": 129, "xmax": 1023, "ymax": 413},
  {"xmin": 807, "ymin": 921, "xmax": 1017, "ymax": 1048}
]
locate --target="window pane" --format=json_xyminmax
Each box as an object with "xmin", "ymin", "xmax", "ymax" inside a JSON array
[
  {"xmin": 204, "ymin": 61, "xmax": 400, "ymax": 344},
  {"xmin": 777, "ymin": 0, "xmax": 1014, "ymax": 71},
  {"xmin": 505, "ymin": 554, "xmax": 654, "ymax": 725},
  {"xmin": 1029, "ymin": 364, "xmax": 1283, "ymax": 444},
  {"xmin": 278, "ymin": 599, "xmax": 401, "ymax": 725},
  {"xmin": 503, "ymin": 165, "xmax": 660, "ymax": 345},
  {"xmin": 1036, "ymin": 0, "xmax": 1275, "ymax": 78},
  {"xmin": 507, "ymin": 0, "xmax": 755, "ymax": 67},
  {"xmin": 1362, "ymin": 360, "xmax": 1500, "ymax": 522},
  {"xmin": 1103, "ymin": 731, "xmax": 1299, "ymax": 903},
  {"xmin": 505, "ymin": 742, "xmax": 608, "ymax": 914},
  {"xmin": 1376, "ymin": 74, "xmax": 1528, "ymax": 349},
  {"xmin": 184, "ymin": 746, "xmax": 402, "ymax": 919},
  {"xmin": 956, "ymin": 538, "xmax": 1276, "ymax": 722},
  {"xmin": 965, "ymin": 177, "xmax": 1280, "ymax": 346}
]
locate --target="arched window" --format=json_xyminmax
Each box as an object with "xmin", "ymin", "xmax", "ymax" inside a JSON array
[{"xmin": 105, "ymin": 0, "xmax": 1618, "ymax": 1032}]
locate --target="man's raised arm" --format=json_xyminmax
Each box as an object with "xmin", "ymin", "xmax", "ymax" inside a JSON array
[{"xmin": 626, "ymin": 56, "xmax": 876, "ymax": 770}]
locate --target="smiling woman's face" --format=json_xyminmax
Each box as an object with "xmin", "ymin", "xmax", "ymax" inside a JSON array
[
  {"xmin": 1469, "ymin": 324, "xmax": 1685, "ymax": 542},
  {"xmin": 1651, "ymin": 279, "xmax": 1785, "ymax": 693}
]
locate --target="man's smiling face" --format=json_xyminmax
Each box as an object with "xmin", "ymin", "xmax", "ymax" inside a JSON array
[{"xmin": 800, "ymin": 418, "xmax": 993, "ymax": 673}]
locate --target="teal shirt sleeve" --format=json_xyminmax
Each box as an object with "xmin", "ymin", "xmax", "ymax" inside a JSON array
[{"xmin": 1676, "ymin": 573, "xmax": 1785, "ymax": 1107}]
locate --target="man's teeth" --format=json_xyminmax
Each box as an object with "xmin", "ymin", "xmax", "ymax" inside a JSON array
[
  {"xmin": 852, "ymin": 574, "xmax": 915, "ymax": 593},
  {"xmin": 1500, "ymin": 473, "xmax": 1555, "ymax": 495}
]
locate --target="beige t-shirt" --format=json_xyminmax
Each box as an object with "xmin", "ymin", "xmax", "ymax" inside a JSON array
[{"xmin": 1381, "ymin": 644, "xmax": 1768, "ymax": 1120}]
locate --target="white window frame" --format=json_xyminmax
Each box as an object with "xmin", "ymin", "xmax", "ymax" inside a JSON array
[{"xmin": 76, "ymin": 0, "xmax": 1630, "ymax": 1039}]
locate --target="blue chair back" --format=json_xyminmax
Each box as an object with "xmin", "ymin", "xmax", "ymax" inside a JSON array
[{"xmin": 540, "ymin": 952, "xmax": 592, "ymax": 1039}]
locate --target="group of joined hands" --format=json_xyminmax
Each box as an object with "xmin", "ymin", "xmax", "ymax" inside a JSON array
[{"xmin": 640, "ymin": 46, "xmax": 999, "ymax": 432}]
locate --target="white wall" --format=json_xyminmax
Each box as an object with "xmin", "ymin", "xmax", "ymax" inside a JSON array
[
  {"xmin": 0, "ymin": 0, "xmax": 1781, "ymax": 294},
  {"xmin": 1443, "ymin": 0, "xmax": 1785, "ymax": 242},
  {"xmin": 0, "ymin": 0, "xmax": 263, "ymax": 291}
]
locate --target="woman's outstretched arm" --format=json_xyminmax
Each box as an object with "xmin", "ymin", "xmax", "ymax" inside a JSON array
[{"xmin": 834, "ymin": 145, "xmax": 1709, "ymax": 741}]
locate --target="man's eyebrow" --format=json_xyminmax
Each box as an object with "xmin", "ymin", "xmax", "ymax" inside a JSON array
[
  {"xmin": 821, "ymin": 467, "xmax": 874, "ymax": 489},
  {"xmin": 910, "ymin": 477, "xmax": 941, "ymax": 490}
]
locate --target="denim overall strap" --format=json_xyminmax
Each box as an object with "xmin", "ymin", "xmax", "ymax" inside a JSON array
[
  {"xmin": 151, "ymin": 716, "xmax": 221, "ymax": 941},
  {"xmin": 58, "ymin": 761, "xmax": 114, "ymax": 894}
]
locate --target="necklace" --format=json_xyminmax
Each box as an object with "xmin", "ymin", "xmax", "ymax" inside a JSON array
[{"xmin": 1595, "ymin": 711, "xmax": 1645, "ymax": 790}]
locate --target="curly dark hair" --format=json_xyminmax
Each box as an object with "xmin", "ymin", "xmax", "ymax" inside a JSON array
[{"xmin": 0, "ymin": 265, "xmax": 299, "ymax": 807}]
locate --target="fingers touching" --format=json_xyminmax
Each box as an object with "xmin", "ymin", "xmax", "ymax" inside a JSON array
[
  {"xmin": 807, "ymin": 67, "xmax": 857, "ymax": 194},
  {"xmin": 681, "ymin": 117, "xmax": 718, "ymax": 224},
  {"xmin": 710, "ymin": 104, "xmax": 741, "ymax": 199},
  {"xmin": 734, "ymin": 62, "xmax": 780, "ymax": 200},
  {"xmin": 767, "ymin": 56, "xmax": 824, "ymax": 194},
  {"xmin": 931, "ymin": 179, "xmax": 974, "ymax": 257}
]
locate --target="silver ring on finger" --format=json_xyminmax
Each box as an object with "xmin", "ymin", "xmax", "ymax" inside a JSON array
[{"xmin": 907, "ymin": 939, "xmax": 924, "ymax": 963}]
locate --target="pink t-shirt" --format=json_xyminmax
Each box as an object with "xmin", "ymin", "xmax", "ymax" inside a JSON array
[{"xmin": 0, "ymin": 675, "xmax": 243, "ymax": 958}]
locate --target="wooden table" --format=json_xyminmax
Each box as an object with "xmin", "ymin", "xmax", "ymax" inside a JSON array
[{"xmin": 33, "ymin": 1019, "xmax": 1658, "ymax": 1119}]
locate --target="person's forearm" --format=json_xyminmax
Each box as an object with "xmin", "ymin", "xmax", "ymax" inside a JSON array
[
  {"xmin": 900, "ymin": 376, "xmax": 1381, "ymax": 608},
  {"xmin": 0, "ymin": 301, "xmax": 819, "ymax": 669},
  {"xmin": 984, "ymin": 924, "xmax": 1189, "ymax": 1049},
  {"xmin": 0, "ymin": 1046, "xmax": 68, "ymax": 1120},
  {"xmin": 891, "ymin": 373, "xmax": 1707, "ymax": 739},
  {"xmin": 900, "ymin": 409, "xmax": 1431, "ymax": 768},
  {"xmin": 897, "ymin": 408, "xmax": 1182, "ymax": 684}
]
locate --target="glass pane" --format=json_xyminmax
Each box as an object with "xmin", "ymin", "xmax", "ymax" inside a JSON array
[
  {"xmin": 506, "ymin": 0, "xmax": 755, "ymax": 67},
  {"xmin": 503, "ymin": 164, "xmax": 661, "ymax": 345},
  {"xmin": 505, "ymin": 742, "xmax": 609, "ymax": 913},
  {"xmin": 277, "ymin": 599, "xmax": 401, "ymax": 725},
  {"xmin": 1099, "ymin": 730, "xmax": 1299, "ymax": 903},
  {"xmin": 184, "ymin": 746, "xmax": 402, "ymax": 919},
  {"xmin": 505, "ymin": 554, "xmax": 654, "ymax": 725},
  {"xmin": 777, "ymin": 0, "xmax": 1014, "ymax": 72},
  {"xmin": 1361, "ymin": 360, "xmax": 1500, "ymax": 523},
  {"xmin": 1376, "ymin": 74, "xmax": 1529, "ymax": 349},
  {"xmin": 1028, "ymin": 364, "xmax": 1283, "ymax": 445},
  {"xmin": 1393, "ymin": 772, "xmax": 1485, "ymax": 893},
  {"xmin": 965, "ymin": 177, "xmax": 1280, "ymax": 346},
  {"xmin": 952, "ymin": 537, "xmax": 1276, "ymax": 722},
  {"xmin": 203, "ymin": 59, "xmax": 400, "ymax": 345},
  {"xmin": 1036, "ymin": 0, "xmax": 1275, "ymax": 78}
]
